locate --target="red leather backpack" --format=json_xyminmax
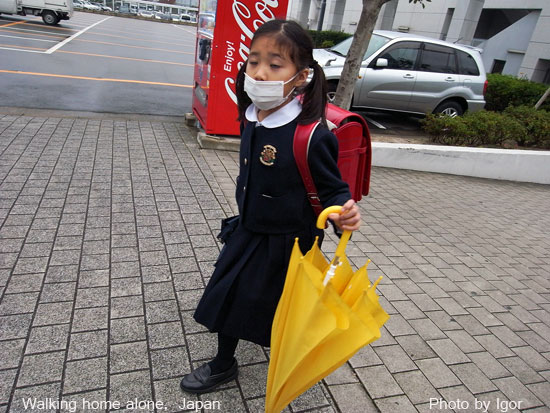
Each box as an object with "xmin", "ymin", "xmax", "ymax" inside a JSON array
[{"xmin": 293, "ymin": 103, "xmax": 372, "ymax": 216}]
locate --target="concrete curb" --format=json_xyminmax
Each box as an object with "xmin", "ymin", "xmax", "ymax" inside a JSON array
[
  {"xmin": 0, "ymin": 106, "xmax": 187, "ymax": 122},
  {"xmin": 372, "ymin": 142, "xmax": 550, "ymax": 185},
  {"xmin": 196, "ymin": 131, "xmax": 550, "ymax": 185},
  {"xmin": 197, "ymin": 131, "xmax": 240, "ymax": 152}
]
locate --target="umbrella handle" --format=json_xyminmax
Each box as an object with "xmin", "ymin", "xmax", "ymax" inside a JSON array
[{"xmin": 316, "ymin": 206, "xmax": 351, "ymax": 258}]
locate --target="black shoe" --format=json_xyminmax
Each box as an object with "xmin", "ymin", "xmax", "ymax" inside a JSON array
[{"xmin": 180, "ymin": 359, "xmax": 238, "ymax": 394}]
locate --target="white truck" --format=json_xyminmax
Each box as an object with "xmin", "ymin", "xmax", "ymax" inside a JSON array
[{"xmin": 0, "ymin": 0, "xmax": 73, "ymax": 25}]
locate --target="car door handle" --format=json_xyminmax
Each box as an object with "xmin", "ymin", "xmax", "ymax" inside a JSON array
[
  {"xmin": 445, "ymin": 77, "xmax": 456, "ymax": 82},
  {"xmin": 403, "ymin": 74, "xmax": 415, "ymax": 79}
]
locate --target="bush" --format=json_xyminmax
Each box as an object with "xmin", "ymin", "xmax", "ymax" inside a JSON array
[
  {"xmin": 485, "ymin": 74, "xmax": 550, "ymax": 112},
  {"xmin": 422, "ymin": 111, "xmax": 528, "ymax": 148},
  {"xmin": 308, "ymin": 30, "xmax": 351, "ymax": 48},
  {"xmin": 422, "ymin": 73, "xmax": 550, "ymax": 148},
  {"xmin": 504, "ymin": 106, "xmax": 550, "ymax": 148},
  {"xmin": 321, "ymin": 40, "xmax": 336, "ymax": 48},
  {"xmin": 422, "ymin": 114, "xmax": 479, "ymax": 146}
]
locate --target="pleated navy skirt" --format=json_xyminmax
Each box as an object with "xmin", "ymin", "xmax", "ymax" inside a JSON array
[{"xmin": 194, "ymin": 221, "xmax": 323, "ymax": 347}]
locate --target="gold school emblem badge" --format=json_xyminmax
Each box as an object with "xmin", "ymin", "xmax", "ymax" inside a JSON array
[{"xmin": 260, "ymin": 145, "xmax": 277, "ymax": 166}]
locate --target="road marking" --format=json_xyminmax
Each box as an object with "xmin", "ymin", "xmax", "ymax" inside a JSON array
[
  {"xmin": 364, "ymin": 116, "xmax": 387, "ymax": 129},
  {"xmin": 0, "ymin": 27, "xmax": 65, "ymax": 38},
  {"xmin": 77, "ymin": 38, "xmax": 194, "ymax": 54},
  {"xmin": 86, "ymin": 30, "xmax": 193, "ymax": 47},
  {"xmin": 1, "ymin": 21, "xmax": 26, "ymax": 28},
  {"xmin": 0, "ymin": 46, "xmax": 46, "ymax": 53},
  {"xmin": 57, "ymin": 50, "xmax": 193, "ymax": 66},
  {"xmin": 88, "ymin": 23, "xmax": 195, "ymax": 42},
  {"xmin": 46, "ymin": 16, "xmax": 112, "ymax": 54},
  {"xmin": 0, "ymin": 42, "xmax": 192, "ymax": 62},
  {"xmin": 0, "ymin": 34, "xmax": 57, "ymax": 43},
  {"xmin": 2, "ymin": 20, "xmax": 73, "ymax": 31},
  {"xmin": 0, "ymin": 43, "xmax": 45, "ymax": 51},
  {"xmin": 0, "ymin": 69, "xmax": 192, "ymax": 88},
  {"xmin": 0, "ymin": 29, "xmax": 192, "ymax": 55},
  {"xmin": 60, "ymin": 22, "xmax": 89, "ymax": 30},
  {"xmin": 171, "ymin": 24, "xmax": 197, "ymax": 35}
]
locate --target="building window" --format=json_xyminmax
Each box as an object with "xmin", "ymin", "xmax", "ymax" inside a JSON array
[
  {"xmin": 491, "ymin": 60, "xmax": 506, "ymax": 74},
  {"xmin": 533, "ymin": 59, "xmax": 550, "ymax": 84}
]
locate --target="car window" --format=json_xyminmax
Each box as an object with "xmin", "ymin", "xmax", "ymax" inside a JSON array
[
  {"xmin": 363, "ymin": 35, "xmax": 392, "ymax": 60},
  {"xmin": 376, "ymin": 41, "xmax": 420, "ymax": 70},
  {"xmin": 419, "ymin": 43, "xmax": 457, "ymax": 74},
  {"xmin": 330, "ymin": 34, "xmax": 390, "ymax": 60},
  {"xmin": 457, "ymin": 50, "xmax": 480, "ymax": 75}
]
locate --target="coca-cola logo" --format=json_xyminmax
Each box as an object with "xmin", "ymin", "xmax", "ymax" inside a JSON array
[{"xmin": 224, "ymin": 0, "xmax": 281, "ymax": 104}]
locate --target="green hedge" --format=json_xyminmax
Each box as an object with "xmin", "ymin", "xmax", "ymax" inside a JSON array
[
  {"xmin": 421, "ymin": 106, "xmax": 550, "ymax": 149},
  {"xmin": 485, "ymin": 74, "xmax": 550, "ymax": 112},
  {"xmin": 422, "ymin": 74, "xmax": 550, "ymax": 148},
  {"xmin": 504, "ymin": 106, "xmax": 550, "ymax": 147},
  {"xmin": 308, "ymin": 30, "xmax": 351, "ymax": 48}
]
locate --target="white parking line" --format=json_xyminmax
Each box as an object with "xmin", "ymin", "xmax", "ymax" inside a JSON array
[
  {"xmin": 364, "ymin": 116, "xmax": 387, "ymax": 129},
  {"xmin": 0, "ymin": 46, "xmax": 45, "ymax": 53},
  {"xmin": 1, "ymin": 26, "xmax": 66, "ymax": 36},
  {"xmin": 45, "ymin": 16, "xmax": 112, "ymax": 54},
  {"xmin": 0, "ymin": 34, "xmax": 57, "ymax": 43},
  {"xmin": 171, "ymin": 24, "xmax": 197, "ymax": 35}
]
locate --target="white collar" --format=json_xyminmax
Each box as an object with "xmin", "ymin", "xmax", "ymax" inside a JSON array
[{"xmin": 245, "ymin": 98, "xmax": 302, "ymax": 128}]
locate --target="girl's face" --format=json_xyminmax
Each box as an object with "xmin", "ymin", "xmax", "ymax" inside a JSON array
[{"xmin": 246, "ymin": 35, "xmax": 308, "ymax": 101}]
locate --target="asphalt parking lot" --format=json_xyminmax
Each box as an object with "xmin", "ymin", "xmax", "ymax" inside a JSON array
[
  {"xmin": 0, "ymin": 12, "xmax": 194, "ymax": 116},
  {"xmin": 0, "ymin": 12, "xmax": 428, "ymax": 135},
  {"xmin": 357, "ymin": 110, "xmax": 426, "ymax": 137}
]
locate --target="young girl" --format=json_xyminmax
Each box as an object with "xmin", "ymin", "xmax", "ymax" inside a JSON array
[{"xmin": 180, "ymin": 19, "xmax": 361, "ymax": 394}]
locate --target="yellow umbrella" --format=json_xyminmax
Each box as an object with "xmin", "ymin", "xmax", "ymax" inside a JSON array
[{"xmin": 265, "ymin": 206, "xmax": 389, "ymax": 413}]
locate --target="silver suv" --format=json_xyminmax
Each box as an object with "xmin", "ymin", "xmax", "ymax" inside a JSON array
[{"xmin": 313, "ymin": 30, "xmax": 487, "ymax": 117}]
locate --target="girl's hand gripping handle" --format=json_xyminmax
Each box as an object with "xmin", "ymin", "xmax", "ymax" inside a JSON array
[{"xmin": 316, "ymin": 206, "xmax": 352, "ymax": 258}]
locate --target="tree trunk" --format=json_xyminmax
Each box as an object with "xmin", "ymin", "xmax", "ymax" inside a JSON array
[
  {"xmin": 534, "ymin": 86, "xmax": 550, "ymax": 110},
  {"xmin": 332, "ymin": 0, "xmax": 391, "ymax": 110}
]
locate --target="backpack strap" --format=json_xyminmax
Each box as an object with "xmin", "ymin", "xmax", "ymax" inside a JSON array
[{"xmin": 294, "ymin": 122, "xmax": 324, "ymax": 217}]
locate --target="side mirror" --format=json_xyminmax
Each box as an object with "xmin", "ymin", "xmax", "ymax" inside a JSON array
[{"xmin": 375, "ymin": 58, "xmax": 388, "ymax": 68}]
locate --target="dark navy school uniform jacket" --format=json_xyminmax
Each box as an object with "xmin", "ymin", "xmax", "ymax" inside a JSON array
[{"xmin": 236, "ymin": 119, "xmax": 350, "ymax": 234}]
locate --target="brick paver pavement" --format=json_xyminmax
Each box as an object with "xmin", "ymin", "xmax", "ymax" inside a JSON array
[{"xmin": 0, "ymin": 112, "xmax": 549, "ymax": 413}]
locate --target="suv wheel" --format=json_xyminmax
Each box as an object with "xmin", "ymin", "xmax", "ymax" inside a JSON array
[{"xmin": 434, "ymin": 101, "xmax": 463, "ymax": 117}]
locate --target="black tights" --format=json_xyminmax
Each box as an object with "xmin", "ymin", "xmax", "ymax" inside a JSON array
[{"xmin": 208, "ymin": 332, "xmax": 239, "ymax": 374}]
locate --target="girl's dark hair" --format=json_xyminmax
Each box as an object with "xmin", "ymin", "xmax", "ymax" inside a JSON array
[{"xmin": 235, "ymin": 19, "xmax": 328, "ymax": 125}]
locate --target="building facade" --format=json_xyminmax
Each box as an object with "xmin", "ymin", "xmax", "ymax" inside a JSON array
[{"xmin": 287, "ymin": 0, "xmax": 550, "ymax": 83}]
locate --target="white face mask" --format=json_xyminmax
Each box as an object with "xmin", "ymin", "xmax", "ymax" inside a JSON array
[{"xmin": 244, "ymin": 72, "xmax": 299, "ymax": 111}]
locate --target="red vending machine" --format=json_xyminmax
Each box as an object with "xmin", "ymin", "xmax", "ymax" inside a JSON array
[{"xmin": 192, "ymin": 0, "xmax": 289, "ymax": 137}]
